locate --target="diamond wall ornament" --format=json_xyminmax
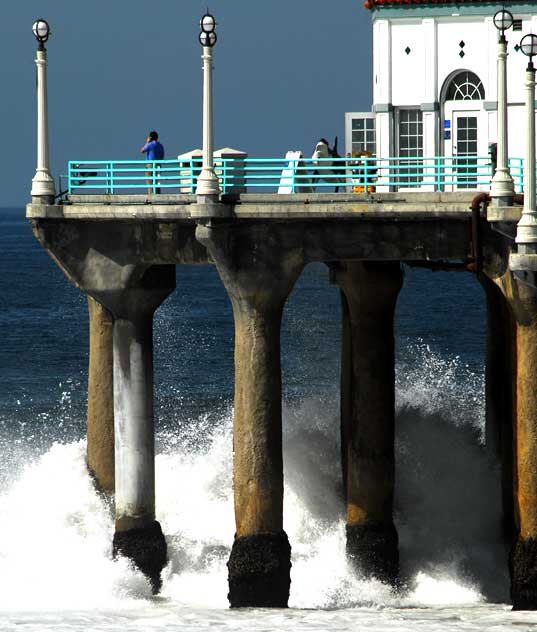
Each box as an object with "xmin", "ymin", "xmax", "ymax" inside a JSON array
[
  {"xmin": 405, "ymin": 46, "xmax": 411, "ymax": 55},
  {"xmin": 459, "ymin": 40, "xmax": 466, "ymax": 48}
]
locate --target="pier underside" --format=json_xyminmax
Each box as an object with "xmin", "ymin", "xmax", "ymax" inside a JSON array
[{"xmin": 26, "ymin": 194, "xmax": 537, "ymax": 608}]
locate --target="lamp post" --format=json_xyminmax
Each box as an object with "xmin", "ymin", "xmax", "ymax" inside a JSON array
[
  {"xmin": 514, "ymin": 33, "xmax": 537, "ymax": 254},
  {"xmin": 31, "ymin": 19, "xmax": 55, "ymax": 203},
  {"xmin": 196, "ymin": 12, "xmax": 220, "ymax": 199},
  {"xmin": 491, "ymin": 10, "xmax": 515, "ymax": 206}
]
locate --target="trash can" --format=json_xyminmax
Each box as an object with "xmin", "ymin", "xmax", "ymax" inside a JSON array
[
  {"xmin": 177, "ymin": 149, "xmax": 203, "ymax": 193},
  {"xmin": 214, "ymin": 147, "xmax": 248, "ymax": 193}
]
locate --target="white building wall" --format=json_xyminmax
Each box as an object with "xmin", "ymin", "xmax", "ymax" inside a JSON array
[
  {"xmin": 508, "ymin": 105, "xmax": 528, "ymax": 179},
  {"xmin": 486, "ymin": 16, "xmax": 498, "ymax": 103},
  {"xmin": 359, "ymin": 5, "xmax": 537, "ymax": 191},
  {"xmin": 423, "ymin": 18, "xmax": 438, "ymax": 104},
  {"xmin": 373, "ymin": 18, "xmax": 393, "ymax": 173},
  {"xmin": 391, "ymin": 22, "xmax": 426, "ymax": 105},
  {"xmin": 436, "ymin": 18, "xmax": 491, "ymax": 99},
  {"xmin": 506, "ymin": 15, "xmax": 537, "ymax": 104},
  {"xmin": 373, "ymin": 19, "xmax": 392, "ymax": 105}
]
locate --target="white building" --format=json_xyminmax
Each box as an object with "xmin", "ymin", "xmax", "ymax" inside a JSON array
[{"xmin": 345, "ymin": 0, "xmax": 537, "ymax": 191}]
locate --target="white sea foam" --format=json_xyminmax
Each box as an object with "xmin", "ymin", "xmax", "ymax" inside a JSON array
[
  {"xmin": 408, "ymin": 572, "xmax": 482, "ymax": 606},
  {"xmin": 0, "ymin": 347, "xmax": 524, "ymax": 629},
  {"xmin": 0, "ymin": 441, "xmax": 152, "ymax": 611}
]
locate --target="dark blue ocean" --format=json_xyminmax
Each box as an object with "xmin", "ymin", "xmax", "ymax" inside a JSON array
[
  {"xmin": 2, "ymin": 206, "xmax": 535, "ymax": 630},
  {"xmin": 0, "ymin": 206, "xmax": 485, "ymax": 422}
]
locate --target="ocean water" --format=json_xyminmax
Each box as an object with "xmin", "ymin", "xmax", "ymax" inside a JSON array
[{"xmin": 1, "ymin": 207, "xmax": 536, "ymax": 630}]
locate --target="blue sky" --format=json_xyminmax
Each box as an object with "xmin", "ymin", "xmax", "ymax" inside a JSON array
[{"xmin": 2, "ymin": 0, "xmax": 373, "ymax": 206}]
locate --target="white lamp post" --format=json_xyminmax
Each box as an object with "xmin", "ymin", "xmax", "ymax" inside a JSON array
[
  {"xmin": 515, "ymin": 33, "xmax": 537, "ymax": 253},
  {"xmin": 31, "ymin": 19, "xmax": 55, "ymax": 203},
  {"xmin": 491, "ymin": 10, "xmax": 515, "ymax": 206},
  {"xmin": 196, "ymin": 12, "xmax": 220, "ymax": 199}
]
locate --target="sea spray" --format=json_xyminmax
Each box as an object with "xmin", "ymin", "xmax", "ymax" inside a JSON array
[
  {"xmin": 395, "ymin": 343, "xmax": 508, "ymax": 602},
  {"xmin": 0, "ymin": 215, "xmax": 530, "ymax": 629},
  {"xmin": 0, "ymin": 345, "xmax": 505, "ymax": 611},
  {"xmin": 0, "ymin": 442, "xmax": 152, "ymax": 611}
]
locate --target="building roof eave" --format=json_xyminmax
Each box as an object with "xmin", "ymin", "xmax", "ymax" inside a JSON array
[{"xmin": 365, "ymin": 0, "xmax": 516, "ymax": 8}]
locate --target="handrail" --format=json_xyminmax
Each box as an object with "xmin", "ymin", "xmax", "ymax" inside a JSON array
[{"xmin": 67, "ymin": 156, "xmax": 526, "ymax": 195}]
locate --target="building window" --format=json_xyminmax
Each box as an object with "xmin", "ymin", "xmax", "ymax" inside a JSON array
[
  {"xmin": 454, "ymin": 115, "xmax": 478, "ymax": 189},
  {"xmin": 397, "ymin": 109, "xmax": 423, "ymax": 186},
  {"xmin": 351, "ymin": 116, "xmax": 376, "ymax": 155},
  {"xmin": 445, "ymin": 71, "xmax": 485, "ymax": 100}
]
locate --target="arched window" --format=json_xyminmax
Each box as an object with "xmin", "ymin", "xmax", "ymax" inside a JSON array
[{"xmin": 445, "ymin": 71, "xmax": 485, "ymax": 100}]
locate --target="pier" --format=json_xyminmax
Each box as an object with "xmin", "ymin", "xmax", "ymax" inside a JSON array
[
  {"xmin": 26, "ymin": 188, "xmax": 528, "ymax": 605},
  {"xmin": 26, "ymin": 7, "xmax": 537, "ymax": 610}
]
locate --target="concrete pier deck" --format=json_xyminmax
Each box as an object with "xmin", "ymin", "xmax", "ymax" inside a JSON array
[{"xmin": 28, "ymin": 192, "xmax": 482, "ymax": 220}]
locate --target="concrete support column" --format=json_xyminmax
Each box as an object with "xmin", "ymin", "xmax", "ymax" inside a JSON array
[
  {"xmin": 340, "ymin": 290, "xmax": 352, "ymax": 503},
  {"xmin": 100, "ymin": 266, "xmax": 175, "ymax": 594},
  {"xmin": 196, "ymin": 223, "xmax": 304, "ymax": 607},
  {"xmin": 478, "ymin": 275, "xmax": 515, "ymax": 545},
  {"xmin": 507, "ymin": 280, "xmax": 537, "ymax": 609},
  {"xmin": 112, "ymin": 306, "xmax": 168, "ymax": 592},
  {"xmin": 86, "ymin": 296, "xmax": 114, "ymax": 495},
  {"xmin": 113, "ymin": 309, "xmax": 157, "ymax": 530},
  {"xmin": 335, "ymin": 261, "xmax": 403, "ymax": 584},
  {"xmin": 27, "ymin": 220, "xmax": 186, "ymax": 593}
]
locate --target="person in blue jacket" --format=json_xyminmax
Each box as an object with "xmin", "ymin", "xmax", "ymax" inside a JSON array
[{"xmin": 141, "ymin": 130, "xmax": 165, "ymax": 193}]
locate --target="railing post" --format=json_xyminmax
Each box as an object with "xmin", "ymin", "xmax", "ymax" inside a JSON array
[
  {"xmin": 222, "ymin": 159, "xmax": 227, "ymax": 194},
  {"xmin": 436, "ymin": 156, "xmax": 442, "ymax": 192},
  {"xmin": 109, "ymin": 162, "xmax": 114, "ymax": 195},
  {"xmin": 68, "ymin": 162, "xmax": 72, "ymax": 194},
  {"xmin": 291, "ymin": 160, "xmax": 296, "ymax": 194}
]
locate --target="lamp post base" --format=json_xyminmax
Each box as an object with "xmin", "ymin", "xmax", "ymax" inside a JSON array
[
  {"xmin": 510, "ymin": 247, "xmax": 537, "ymax": 289},
  {"xmin": 31, "ymin": 195, "xmax": 55, "ymax": 205},
  {"xmin": 195, "ymin": 169, "xmax": 220, "ymax": 197},
  {"xmin": 491, "ymin": 193, "xmax": 515, "ymax": 207},
  {"xmin": 491, "ymin": 172, "xmax": 515, "ymax": 207},
  {"xmin": 31, "ymin": 167, "xmax": 55, "ymax": 198}
]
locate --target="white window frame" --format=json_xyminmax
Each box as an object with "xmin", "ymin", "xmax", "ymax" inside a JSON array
[
  {"xmin": 345, "ymin": 112, "xmax": 376, "ymax": 158},
  {"xmin": 395, "ymin": 107, "xmax": 424, "ymax": 189}
]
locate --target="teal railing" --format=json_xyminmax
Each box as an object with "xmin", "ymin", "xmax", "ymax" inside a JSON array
[{"xmin": 66, "ymin": 156, "xmax": 525, "ymax": 195}]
